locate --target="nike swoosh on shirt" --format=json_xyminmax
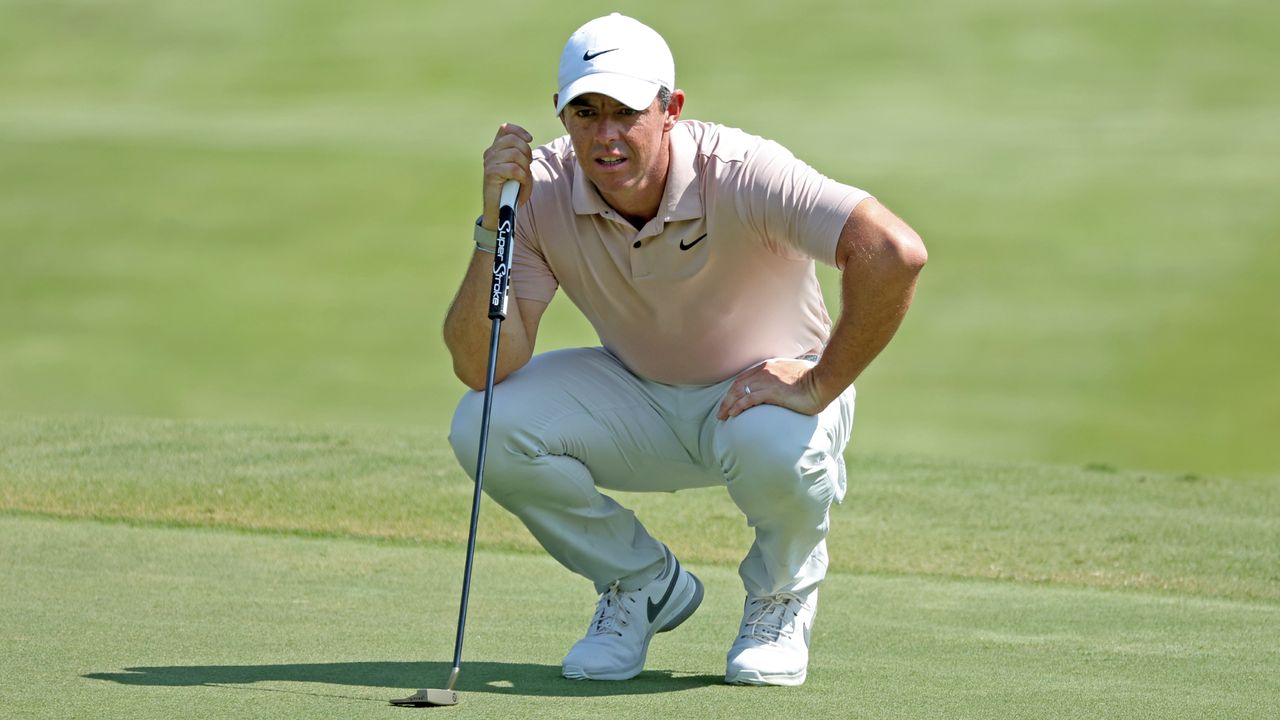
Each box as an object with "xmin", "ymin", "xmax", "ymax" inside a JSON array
[
  {"xmin": 583, "ymin": 48, "xmax": 619, "ymax": 61},
  {"xmin": 647, "ymin": 556, "xmax": 682, "ymax": 624},
  {"xmin": 679, "ymin": 233, "xmax": 707, "ymax": 251}
]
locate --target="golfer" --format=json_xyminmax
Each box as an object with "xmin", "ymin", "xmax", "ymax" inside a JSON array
[{"xmin": 445, "ymin": 13, "xmax": 926, "ymax": 686}]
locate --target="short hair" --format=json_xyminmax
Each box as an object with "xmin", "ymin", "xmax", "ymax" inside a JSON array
[{"xmin": 562, "ymin": 88, "xmax": 673, "ymax": 115}]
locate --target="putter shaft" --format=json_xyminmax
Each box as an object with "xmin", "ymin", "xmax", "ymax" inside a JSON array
[{"xmin": 391, "ymin": 181, "xmax": 519, "ymax": 708}]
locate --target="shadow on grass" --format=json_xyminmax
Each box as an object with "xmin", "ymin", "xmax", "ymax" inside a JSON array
[{"xmin": 85, "ymin": 661, "xmax": 723, "ymax": 698}]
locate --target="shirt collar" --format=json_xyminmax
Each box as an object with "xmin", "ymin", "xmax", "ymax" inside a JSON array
[{"xmin": 571, "ymin": 121, "xmax": 703, "ymax": 222}]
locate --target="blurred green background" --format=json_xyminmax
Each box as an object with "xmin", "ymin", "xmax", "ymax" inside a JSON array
[{"xmin": 2, "ymin": 0, "xmax": 1277, "ymax": 476}]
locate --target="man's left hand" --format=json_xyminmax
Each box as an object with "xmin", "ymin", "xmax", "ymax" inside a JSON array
[{"xmin": 716, "ymin": 359, "xmax": 830, "ymax": 421}]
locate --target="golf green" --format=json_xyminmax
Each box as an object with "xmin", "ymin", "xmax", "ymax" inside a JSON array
[
  {"xmin": 3, "ymin": 1, "xmax": 1279, "ymax": 716},
  {"xmin": 3, "ymin": 514, "xmax": 1276, "ymax": 719},
  {"xmin": 2, "ymin": 0, "xmax": 1278, "ymax": 475}
]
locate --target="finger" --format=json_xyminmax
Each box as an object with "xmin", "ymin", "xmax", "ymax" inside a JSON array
[
  {"xmin": 484, "ymin": 151, "xmax": 532, "ymax": 179},
  {"xmin": 485, "ymin": 128, "xmax": 535, "ymax": 210},
  {"xmin": 717, "ymin": 380, "xmax": 759, "ymax": 421},
  {"xmin": 480, "ymin": 163, "xmax": 532, "ymax": 227},
  {"xmin": 502, "ymin": 123, "xmax": 534, "ymax": 143},
  {"xmin": 716, "ymin": 382, "xmax": 742, "ymax": 420},
  {"xmin": 488, "ymin": 130, "xmax": 533, "ymax": 151},
  {"xmin": 721, "ymin": 389, "xmax": 765, "ymax": 420},
  {"xmin": 484, "ymin": 146, "xmax": 533, "ymax": 191},
  {"xmin": 485, "ymin": 162, "xmax": 531, "ymax": 188},
  {"xmin": 484, "ymin": 142, "xmax": 533, "ymax": 168},
  {"xmin": 494, "ymin": 123, "xmax": 534, "ymax": 144}
]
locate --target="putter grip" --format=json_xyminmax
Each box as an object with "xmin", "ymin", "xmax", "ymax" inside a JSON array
[{"xmin": 488, "ymin": 181, "xmax": 520, "ymax": 320}]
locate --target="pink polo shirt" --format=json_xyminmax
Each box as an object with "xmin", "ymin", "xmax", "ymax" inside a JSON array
[{"xmin": 513, "ymin": 119, "xmax": 870, "ymax": 385}]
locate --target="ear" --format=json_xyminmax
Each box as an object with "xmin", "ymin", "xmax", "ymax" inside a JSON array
[
  {"xmin": 663, "ymin": 89, "xmax": 686, "ymax": 131},
  {"xmin": 553, "ymin": 93, "xmax": 567, "ymax": 127}
]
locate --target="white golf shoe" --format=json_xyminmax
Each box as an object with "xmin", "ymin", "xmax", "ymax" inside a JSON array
[
  {"xmin": 562, "ymin": 549, "xmax": 704, "ymax": 680},
  {"xmin": 724, "ymin": 590, "xmax": 817, "ymax": 686}
]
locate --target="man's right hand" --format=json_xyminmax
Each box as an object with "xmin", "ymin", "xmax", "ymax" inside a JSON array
[{"xmin": 480, "ymin": 123, "xmax": 534, "ymax": 230}]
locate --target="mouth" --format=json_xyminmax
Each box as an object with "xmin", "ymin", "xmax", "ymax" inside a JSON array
[{"xmin": 595, "ymin": 156, "xmax": 628, "ymax": 170}]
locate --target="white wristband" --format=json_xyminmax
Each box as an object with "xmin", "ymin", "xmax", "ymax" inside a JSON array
[{"xmin": 474, "ymin": 216, "xmax": 497, "ymax": 253}]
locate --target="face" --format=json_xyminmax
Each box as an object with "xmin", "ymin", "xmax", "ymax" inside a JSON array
[{"xmin": 556, "ymin": 91, "xmax": 684, "ymax": 212}]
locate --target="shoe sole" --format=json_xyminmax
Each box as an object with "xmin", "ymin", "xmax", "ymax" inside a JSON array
[
  {"xmin": 724, "ymin": 667, "xmax": 807, "ymax": 686},
  {"xmin": 562, "ymin": 570, "xmax": 704, "ymax": 681}
]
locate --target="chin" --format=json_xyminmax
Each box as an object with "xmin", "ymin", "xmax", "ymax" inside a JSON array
[{"xmin": 587, "ymin": 172, "xmax": 636, "ymax": 195}]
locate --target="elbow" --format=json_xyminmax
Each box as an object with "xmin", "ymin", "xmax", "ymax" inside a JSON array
[
  {"xmin": 841, "ymin": 199, "xmax": 927, "ymax": 276},
  {"xmin": 899, "ymin": 228, "xmax": 927, "ymax": 274},
  {"xmin": 444, "ymin": 327, "xmax": 490, "ymax": 391},
  {"xmin": 444, "ymin": 338, "xmax": 485, "ymax": 392},
  {"xmin": 445, "ymin": 334, "xmax": 487, "ymax": 391},
  {"xmin": 454, "ymin": 366, "xmax": 487, "ymax": 393},
  {"xmin": 453, "ymin": 358, "xmax": 517, "ymax": 392},
  {"xmin": 881, "ymin": 226, "xmax": 927, "ymax": 277},
  {"xmin": 453, "ymin": 360, "xmax": 491, "ymax": 392}
]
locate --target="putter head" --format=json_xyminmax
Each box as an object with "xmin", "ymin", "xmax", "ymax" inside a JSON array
[{"xmin": 389, "ymin": 688, "xmax": 459, "ymax": 707}]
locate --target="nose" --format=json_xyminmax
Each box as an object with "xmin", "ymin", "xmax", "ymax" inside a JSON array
[{"xmin": 594, "ymin": 115, "xmax": 620, "ymax": 143}]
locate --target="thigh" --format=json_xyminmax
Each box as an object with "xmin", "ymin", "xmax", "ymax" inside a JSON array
[{"xmin": 479, "ymin": 347, "xmax": 723, "ymax": 492}]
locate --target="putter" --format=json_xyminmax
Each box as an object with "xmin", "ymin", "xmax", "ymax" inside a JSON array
[{"xmin": 391, "ymin": 180, "xmax": 521, "ymax": 708}]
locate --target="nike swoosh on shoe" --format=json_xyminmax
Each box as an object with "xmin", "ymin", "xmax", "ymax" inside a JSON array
[{"xmin": 646, "ymin": 556, "xmax": 681, "ymax": 624}]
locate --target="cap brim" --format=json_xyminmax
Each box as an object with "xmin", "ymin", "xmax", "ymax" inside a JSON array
[{"xmin": 555, "ymin": 73, "xmax": 661, "ymax": 114}]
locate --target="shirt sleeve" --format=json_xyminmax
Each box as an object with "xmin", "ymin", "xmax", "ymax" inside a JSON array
[
  {"xmin": 510, "ymin": 192, "xmax": 559, "ymax": 304},
  {"xmin": 728, "ymin": 138, "xmax": 871, "ymax": 267}
]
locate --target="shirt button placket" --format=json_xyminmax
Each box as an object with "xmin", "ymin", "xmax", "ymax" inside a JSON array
[{"xmin": 630, "ymin": 236, "xmax": 651, "ymax": 278}]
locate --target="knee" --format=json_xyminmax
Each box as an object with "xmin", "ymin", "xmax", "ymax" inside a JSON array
[
  {"xmin": 449, "ymin": 391, "xmax": 525, "ymax": 479},
  {"xmin": 716, "ymin": 408, "xmax": 804, "ymax": 480},
  {"xmin": 448, "ymin": 391, "xmax": 485, "ymax": 479},
  {"xmin": 715, "ymin": 406, "xmax": 836, "ymax": 507},
  {"xmin": 447, "ymin": 390, "xmax": 547, "ymax": 501}
]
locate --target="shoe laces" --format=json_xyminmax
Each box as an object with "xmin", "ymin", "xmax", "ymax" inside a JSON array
[
  {"xmin": 741, "ymin": 593, "xmax": 804, "ymax": 643},
  {"xmin": 588, "ymin": 582, "xmax": 636, "ymax": 637}
]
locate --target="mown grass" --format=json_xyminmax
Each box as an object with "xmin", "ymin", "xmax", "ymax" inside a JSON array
[
  {"xmin": 3, "ymin": 2, "xmax": 1278, "ymax": 716},
  {"xmin": 4, "ymin": 414, "xmax": 1276, "ymax": 601},
  {"xmin": 5, "ymin": 514, "xmax": 1278, "ymax": 720},
  {"xmin": 1, "ymin": 0, "xmax": 1278, "ymax": 475}
]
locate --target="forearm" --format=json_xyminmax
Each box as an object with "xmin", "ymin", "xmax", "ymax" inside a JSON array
[
  {"xmin": 807, "ymin": 200, "xmax": 927, "ymax": 406},
  {"xmin": 808, "ymin": 257, "xmax": 922, "ymax": 405},
  {"xmin": 443, "ymin": 250, "xmax": 535, "ymax": 390}
]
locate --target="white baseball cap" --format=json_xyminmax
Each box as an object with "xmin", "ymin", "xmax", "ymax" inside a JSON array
[{"xmin": 555, "ymin": 13, "xmax": 675, "ymax": 115}]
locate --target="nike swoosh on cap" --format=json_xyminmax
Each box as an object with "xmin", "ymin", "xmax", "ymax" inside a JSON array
[
  {"xmin": 583, "ymin": 48, "xmax": 619, "ymax": 61},
  {"xmin": 646, "ymin": 555, "xmax": 681, "ymax": 624},
  {"xmin": 679, "ymin": 233, "xmax": 707, "ymax": 251}
]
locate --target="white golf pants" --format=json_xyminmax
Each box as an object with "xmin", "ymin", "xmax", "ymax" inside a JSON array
[{"xmin": 448, "ymin": 347, "xmax": 855, "ymax": 597}]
